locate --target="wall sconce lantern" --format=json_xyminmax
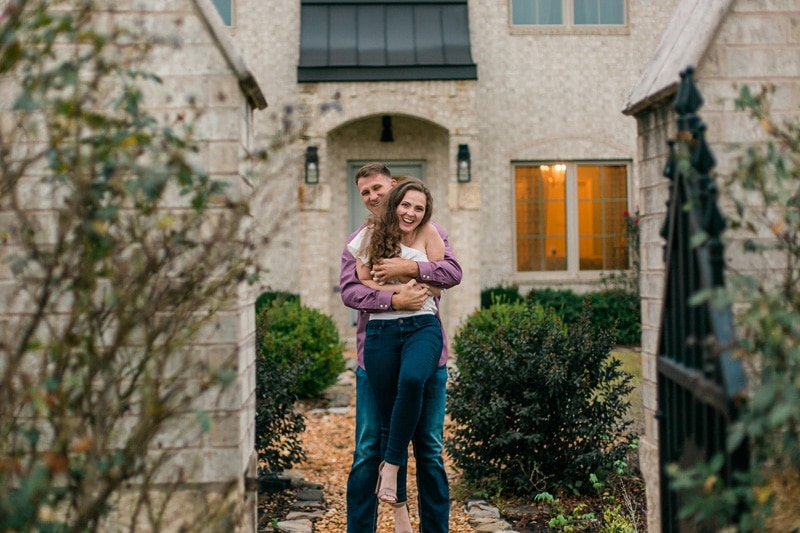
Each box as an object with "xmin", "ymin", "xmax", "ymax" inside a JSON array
[
  {"xmin": 304, "ymin": 146, "xmax": 319, "ymax": 184},
  {"xmin": 457, "ymin": 144, "xmax": 471, "ymax": 183}
]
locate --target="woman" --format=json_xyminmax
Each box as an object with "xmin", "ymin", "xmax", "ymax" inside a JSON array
[{"xmin": 347, "ymin": 178, "xmax": 445, "ymax": 532}]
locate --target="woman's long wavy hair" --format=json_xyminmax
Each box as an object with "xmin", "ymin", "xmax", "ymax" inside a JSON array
[{"xmin": 365, "ymin": 177, "xmax": 433, "ymax": 265}]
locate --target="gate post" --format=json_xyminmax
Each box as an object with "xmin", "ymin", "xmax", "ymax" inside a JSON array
[{"xmin": 656, "ymin": 67, "xmax": 749, "ymax": 532}]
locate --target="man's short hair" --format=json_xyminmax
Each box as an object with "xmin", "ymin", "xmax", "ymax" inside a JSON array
[{"xmin": 354, "ymin": 162, "xmax": 391, "ymax": 184}]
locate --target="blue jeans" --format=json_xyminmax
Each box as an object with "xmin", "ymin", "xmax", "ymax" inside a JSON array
[
  {"xmin": 346, "ymin": 366, "xmax": 449, "ymax": 533},
  {"xmin": 364, "ymin": 316, "xmax": 443, "ymax": 466}
]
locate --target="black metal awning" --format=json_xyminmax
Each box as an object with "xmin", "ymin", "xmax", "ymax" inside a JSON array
[{"xmin": 298, "ymin": 0, "xmax": 478, "ymax": 82}]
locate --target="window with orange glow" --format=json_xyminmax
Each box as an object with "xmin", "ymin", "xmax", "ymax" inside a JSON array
[
  {"xmin": 515, "ymin": 162, "xmax": 629, "ymax": 273},
  {"xmin": 577, "ymin": 164, "xmax": 628, "ymax": 270},
  {"xmin": 515, "ymin": 165, "xmax": 567, "ymax": 271}
]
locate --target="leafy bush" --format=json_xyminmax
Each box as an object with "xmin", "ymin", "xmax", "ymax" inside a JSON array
[
  {"xmin": 589, "ymin": 290, "xmax": 641, "ymax": 346},
  {"xmin": 448, "ymin": 301, "xmax": 635, "ymax": 496},
  {"xmin": 527, "ymin": 288, "xmax": 584, "ymax": 325},
  {"xmin": 255, "ymin": 290, "xmax": 299, "ymax": 316},
  {"xmin": 256, "ymin": 298, "xmax": 346, "ymax": 399},
  {"xmin": 255, "ymin": 345, "xmax": 306, "ymax": 474},
  {"xmin": 528, "ymin": 288, "xmax": 641, "ymax": 346},
  {"xmin": 255, "ymin": 295, "xmax": 347, "ymax": 473},
  {"xmin": 480, "ymin": 284, "xmax": 524, "ymax": 308}
]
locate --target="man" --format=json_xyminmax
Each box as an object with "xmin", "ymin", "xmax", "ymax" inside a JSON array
[{"xmin": 340, "ymin": 162, "xmax": 462, "ymax": 533}]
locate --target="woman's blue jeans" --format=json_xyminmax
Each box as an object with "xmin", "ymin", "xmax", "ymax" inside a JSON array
[
  {"xmin": 364, "ymin": 314, "xmax": 443, "ymax": 466},
  {"xmin": 346, "ymin": 365, "xmax": 449, "ymax": 533}
]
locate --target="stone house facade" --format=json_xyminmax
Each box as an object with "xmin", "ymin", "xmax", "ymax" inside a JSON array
[
  {"xmin": 0, "ymin": 0, "xmax": 266, "ymax": 529},
  {"xmin": 221, "ymin": 0, "xmax": 679, "ymax": 344},
  {"xmin": 623, "ymin": 0, "xmax": 800, "ymax": 530}
]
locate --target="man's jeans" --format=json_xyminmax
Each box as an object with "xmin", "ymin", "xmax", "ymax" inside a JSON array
[{"xmin": 346, "ymin": 365, "xmax": 449, "ymax": 533}]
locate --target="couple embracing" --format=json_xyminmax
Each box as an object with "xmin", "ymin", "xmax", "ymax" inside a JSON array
[{"xmin": 339, "ymin": 162, "xmax": 461, "ymax": 533}]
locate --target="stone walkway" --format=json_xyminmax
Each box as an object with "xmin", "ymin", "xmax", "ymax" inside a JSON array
[{"xmin": 263, "ymin": 360, "xmax": 523, "ymax": 533}]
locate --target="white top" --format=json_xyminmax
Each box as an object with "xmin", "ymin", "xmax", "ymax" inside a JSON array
[{"xmin": 347, "ymin": 227, "xmax": 438, "ymax": 320}]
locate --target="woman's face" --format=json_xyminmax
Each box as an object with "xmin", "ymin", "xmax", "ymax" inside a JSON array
[{"xmin": 395, "ymin": 189, "xmax": 427, "ymax": 235}]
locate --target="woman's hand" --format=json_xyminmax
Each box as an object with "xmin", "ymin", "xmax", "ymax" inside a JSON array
[{"xmin": 419, "ymin": 283, "xmax": 442, "ymax": 297}]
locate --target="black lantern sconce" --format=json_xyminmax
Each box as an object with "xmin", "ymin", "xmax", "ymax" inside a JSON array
[
  {"xmin": 304, "ymin": 146, "xmax": 319, "ymax": 184},
  {"xmin": 457, "ymin": 144, "xmax": 471, "ymax": 183}
]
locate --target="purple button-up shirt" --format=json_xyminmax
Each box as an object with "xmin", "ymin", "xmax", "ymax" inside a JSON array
[{"xmin": 339, "ymin": 221, "xmax": 462, "ymax": 369}]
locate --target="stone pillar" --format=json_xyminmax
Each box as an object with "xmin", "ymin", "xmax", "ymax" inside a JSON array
[
  {"xmin": 446, "ymin": 181, "xmax": 482, "ymax": 343},
  {"xmin": 636, "ymin": 100, "xmax": 674, "ymax": 533},
  {"xmin": 298, "ymin": 180, "xmax": 333, "ymax": 314}
]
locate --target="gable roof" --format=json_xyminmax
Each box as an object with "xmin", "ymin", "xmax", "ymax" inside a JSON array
[
  {"xmin": 298, "ymin": 0, "xmax": 477, "ymax": 82},
  {"xmin": 622, "ymin": 0, "xmax": 733, "ymax": 115},
  {"xmin": 194, "ymin": 0, "xmax": 268, "ymax": 109}
]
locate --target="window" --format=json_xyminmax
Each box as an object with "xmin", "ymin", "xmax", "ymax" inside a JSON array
[
  {"xmin": 511, "ymin": 0, "xmax": 624, "ymax": 26},
  {"xmin": 212, "ymin": 0, "xmax": 232, "ymax": 26},
  {"xmin": 512, "ymin": 0, "xmax": 562, "ymax": 25},
  {"xmin": 515, "ymin": 162, "xmax": 629, "ymax": 273}
]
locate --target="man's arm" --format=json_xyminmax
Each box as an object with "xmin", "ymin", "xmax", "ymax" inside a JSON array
[
  {"xmin": 370, "ymin": 221, "xmax": 462, "ymax": 289},
  {"xmin": 339, "ymin": 232, "xmax": 428, "ymax": 312}
]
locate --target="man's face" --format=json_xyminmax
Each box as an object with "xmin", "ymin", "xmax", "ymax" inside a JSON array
[{"xmin": 357, "ymin": 173, "xmax": 396, "ymax": 216}]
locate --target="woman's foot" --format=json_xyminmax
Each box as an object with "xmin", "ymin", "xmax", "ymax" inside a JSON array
[
  {"xmin": 376, "ymin": 461, "xmax": 399, "ymax": 504},
  {"xmin": 393, "ymin": 502, "xmax": 413, "ymax": 533}
]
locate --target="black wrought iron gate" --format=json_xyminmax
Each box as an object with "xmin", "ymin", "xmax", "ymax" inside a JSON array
[{"xmin": 656, "ymin": 67, "xmax": 750, "ymax": 532}]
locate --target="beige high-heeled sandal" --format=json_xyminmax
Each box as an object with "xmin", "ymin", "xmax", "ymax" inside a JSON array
[
  {"xmin": 375, "ymin": 461, "xmax": 399, "ymax": 504},
  {"xmin": 393, "ymin": 501, "xmax": 413, "ymax": 533}
]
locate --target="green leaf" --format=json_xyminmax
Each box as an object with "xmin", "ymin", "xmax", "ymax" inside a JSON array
[{"xmin": 195, "ymin": 409, "xmax": 212, "ymax": 433}]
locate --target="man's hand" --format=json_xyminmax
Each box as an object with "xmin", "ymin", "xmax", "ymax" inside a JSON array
[
  {"xmin": 390, "ymin": 279, "xmax": 429, "ymax": 311},
  {"xmin": 371, "ymin": 257, "xmax": 419, "ymax": 284}
]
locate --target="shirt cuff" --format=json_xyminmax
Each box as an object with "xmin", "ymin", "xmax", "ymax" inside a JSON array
[{"xmin": 417, "ymin": 262, "xmax": 434, "ymax": 282}]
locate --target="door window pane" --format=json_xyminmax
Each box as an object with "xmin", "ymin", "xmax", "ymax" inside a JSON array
[
  {"xmin": 515, "ymin": 165, "xmax": 567, "ymax": 271},
  {"xmin": 574, "ymin": 0, "xmax": 624, "ymax": 25},
  {"xmin": 212, "ymin": 0, "xmax": 232, "ymax": 25},
  {"xmin": 512, "ymin": 0, "xmax": 563, "ymax": 25},
  {"xmin": 577, "ymin": 164, "xmax": 628, "ymax": 270}
]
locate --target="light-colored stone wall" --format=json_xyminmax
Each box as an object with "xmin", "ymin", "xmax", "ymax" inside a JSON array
[
  {"xmin": 633, "ymin": 1, "xmax": 800, "ymax": 530},
  {"xmin": 0, "ymin": 1, "xmax": 261, "ymax": 529},
  {"xmin": 138, "ymin": 3, "xmax": 260, "ymax": 525}
]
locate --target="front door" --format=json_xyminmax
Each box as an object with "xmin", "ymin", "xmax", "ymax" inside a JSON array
[{"xmin": 346, "ymin": 160, "xmax": 426, "ymax": 324}]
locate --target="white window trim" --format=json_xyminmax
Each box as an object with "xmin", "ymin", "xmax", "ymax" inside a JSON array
[
  {"xmin": 509, "ymin": 0, "xmax": 629, "ymax": 36},
  {"xmin": 511, "ymin": 160, "xmax": 632, "ymax": 282}
]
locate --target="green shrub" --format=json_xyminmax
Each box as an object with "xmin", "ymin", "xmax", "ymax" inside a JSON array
[
  {"xmin": 254, "ymin": 297, "xmax": 345, "ymax": 473},
  {"xmin": 527, "ymin": 288, "xmax": 641, "ymax": 346},
  {"xmin": 481, "ymin": 284, "xmax": 524, "ymax": 308},
  {"xmin": 590, "ymin": 290, "xmax": 641, "ymax": 346},
  {"xmin": 256, "ymin": 298, "xmax": 346, "ymax": 399},
  {"xmin": 255, "ymin": 290, "xmax": 299, "ymax": 316},
  {"xmin": 255, "ymin": 349, "xmax": 306, "ymax": 474},
  {"xmin": 447, "ymin": 300, "xmax": 636, "ymax": 496},
  {"xmin": 527, "ymin": 288, "xmax": 584, "ymax": 325}
]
